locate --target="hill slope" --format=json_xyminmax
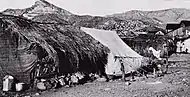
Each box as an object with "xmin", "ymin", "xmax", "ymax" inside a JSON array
[
  {"xmin": 108, "ymin": 8, "xmax": 190, "ymax": 24},
  {"xmin": 2, "ymin": 0, "xmax": 190, "ymax": 37},
  {"xmin": 3, "ymin": 0, "xmax": 73, "ymax": 20}
]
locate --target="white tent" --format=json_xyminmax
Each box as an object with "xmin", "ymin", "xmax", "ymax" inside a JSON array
[
  {"xmin": 81, "ymin": 27, "xmax": 143, "ymax": 75},
  {"xmin": 183, "ymin": 39, "xmax": 190, "ymax": 53}
]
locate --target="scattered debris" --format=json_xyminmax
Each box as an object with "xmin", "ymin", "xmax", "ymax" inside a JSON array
[
  {"xmin": 2, "ymin": 75, "xmax": 14, "ymax": 92},
  {"xmin": 146, "ymin": 81, "xmax": 162, "ymax": 85},
  {"xmin": 96, "ymin": 78, "xmax": 107, "ymax": 82},
  {"xmin": 104, "ymin": 88, "xmax": 111, "ymax": 91},
  {"xmin": 58, "ymin": 76, "xmax": 65, "ymax": 86},
  {"xmin": 75, "ymin": 72, "xmax": 85, "ymax": 80},
  {"xmin": 70, "ymin": 75, "xmax": 79, "ymax": 84},
  {"xmin": 182, "ymin": 78, "xmax": 186, "ymax": 82},
  {"xmin": 125, "ymin": 82, "xmax": 131, "ymax": 86},
  {"xmin": 65, "ymin": 85, "xmax": 70, "ymax": 88},
  {"xmin": 24, "ymin": 96, "xmax": 31, "ymax": 97},
  {"xmin": 37, "ymin": 82, "xmax": 46, "ymax": 90},
  {"xmin": 15, "ymin": 83, "xmax": 26, "ymax": 92},
  {"xmin": 35, "ymin": 93, "xmax": 40, "ymax": 96}
]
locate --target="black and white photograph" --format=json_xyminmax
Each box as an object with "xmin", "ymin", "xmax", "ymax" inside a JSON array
[{"xmin": 0, "ymin": 0, "xmax": 190, "ymax": 97}]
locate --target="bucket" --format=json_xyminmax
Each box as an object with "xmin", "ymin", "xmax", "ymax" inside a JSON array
[
  {"xmin": 2, "ymin": 75, "xmax": 14, "ymax": 91},
  {"xmin": 15, "ymin": 83, "xmax": 25, "ymax": 92}
]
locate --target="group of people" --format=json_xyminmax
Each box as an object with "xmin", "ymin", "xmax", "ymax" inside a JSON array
[{"xmin": 176, "ymin": 41, "xmax": 188, "ymax": 53}]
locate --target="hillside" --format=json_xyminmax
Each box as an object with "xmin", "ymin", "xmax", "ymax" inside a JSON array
[
  {"xmin": 108, "ymin": 8, "xmax": 190, "ymax": 24},
  {"xmin": 2, "ymin": 0, "xmax": 190, "ymax": 37},
  {"xmin": 3, "ymin": 0, "xmax": 73, "ymax": 20},
  {"xmin": 1, "ymin": 0, "xmax": 160, "ymax": 36}
]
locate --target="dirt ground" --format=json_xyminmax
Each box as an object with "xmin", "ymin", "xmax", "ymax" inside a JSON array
[
  {"xmin": 32, "ymin": 57, "xmax": 190, "ymax": 97},
  {"xmin": 32, "ymin": 67, "xmax": 190, "ymax": 97},
  {"xmin": 1, "ymin": 54, "xmax": 190, "ymax": 97}
]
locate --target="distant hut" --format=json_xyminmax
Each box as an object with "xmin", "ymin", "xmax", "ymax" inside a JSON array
[
  {"xmin": 166, "ymin": 23, "xmax": 180, "ymax": 33},
  {"xmin": 166, "ymin": 21, "xmax": 190, "ymax": 40},
  {"xmin": 180, "ymin": 20, "xmax": 190, "ymax": 36},
  {"xmin": 139, "ymin": 26, "xmax": 165, "ymax": 35}
]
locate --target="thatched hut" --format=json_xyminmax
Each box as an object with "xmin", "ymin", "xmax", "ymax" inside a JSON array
[{"xmin": 0, "ymin": 13, "xmax": 109, "ymax": 84}]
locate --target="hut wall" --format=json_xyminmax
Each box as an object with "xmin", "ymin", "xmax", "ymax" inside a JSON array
[{"xmin": 0, "ymin": 27, "xmax": 38, "ymax": 84}]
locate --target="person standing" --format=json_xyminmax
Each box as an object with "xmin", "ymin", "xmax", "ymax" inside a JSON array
[
  {"xmin": 182, "ymin": 43, "xmax": 186, "ymax": 53},
  {"xmin": 119, "ymin": 58, "xmax": 125, "ymax": 81}
]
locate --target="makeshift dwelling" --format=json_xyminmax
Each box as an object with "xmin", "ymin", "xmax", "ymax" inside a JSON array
[
  {"xmin": 166, "ymin": 21, "xmax": 190, "ymax": 39},
  {"xmin": 81, "ymin": 27, "xmax": 143, "ymax": 75},
  {"xmin": 0, "ymin": 14, "xmax": 109, "ymax": 84},
  {"xmin": 180, "ymin": 20, "xmax": 190, "ymax": 37}
]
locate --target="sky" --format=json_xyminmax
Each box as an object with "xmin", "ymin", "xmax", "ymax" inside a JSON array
[{"xmin": 1, "ymin": 0, "xmax": 190, "ymax": 16}]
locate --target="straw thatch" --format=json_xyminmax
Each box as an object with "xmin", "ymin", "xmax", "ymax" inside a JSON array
[{"xmin": 0, "ymin": 13, "xmax": 109, "ymax": 84}]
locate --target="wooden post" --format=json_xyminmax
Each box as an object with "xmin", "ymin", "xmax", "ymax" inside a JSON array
[
  {"xmin": 153, "ymin": 67, "xmax": 156, "ymax": 77},
  {"xmin": 130, "ymin": 71, "xmax": 134, "ymax": 81},
  {"xmin": 164, "ymin": 58, "xmax": 169, "ymax": 74}
]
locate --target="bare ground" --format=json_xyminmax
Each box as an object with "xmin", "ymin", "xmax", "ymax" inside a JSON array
[{"xmin": 32, "ymin": 64, "xmax": 190, "ymax": 97}]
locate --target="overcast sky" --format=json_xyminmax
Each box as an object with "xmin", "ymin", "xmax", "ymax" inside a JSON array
[{"xmin": 0, "ymin": 0, "xmax": 190, "ymax": 16}]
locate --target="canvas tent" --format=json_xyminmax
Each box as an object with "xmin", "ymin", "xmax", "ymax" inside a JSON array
[
  {"xmin": 183, "ymin": 38, "xmax": 190, "ymax": 53},
  {"xmin": 81, "ymin": 27, "xmax": 143, "ymax": 75}
]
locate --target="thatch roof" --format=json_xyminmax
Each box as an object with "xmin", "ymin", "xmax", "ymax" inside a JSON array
[{"xmin": 0, "ymin": 13, "xmax": 109, "ymax": 84}]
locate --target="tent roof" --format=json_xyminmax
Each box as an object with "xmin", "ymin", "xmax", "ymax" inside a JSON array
[{"xmin": 81, "ymin": 27, "xmax": 142, "ymax": 58}]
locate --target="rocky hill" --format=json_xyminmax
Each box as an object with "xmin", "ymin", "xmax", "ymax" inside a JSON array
[
  {"xmin": 3, "ymin": 0, "xmax": 73, "ymax": 20},
  {"xmin": 108, "ymin": 8, "xmax": 190, "ymax": 24},
  {"xmin": 2, "ymin": 0, "xmax": 190, "ymax": 37}
]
